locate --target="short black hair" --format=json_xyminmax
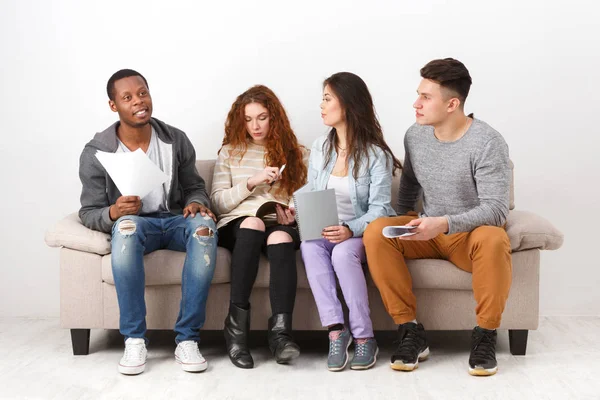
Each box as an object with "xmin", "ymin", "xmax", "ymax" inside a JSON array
[
  {"xmin": 420, "ymin": 58, "xmax": 472, "ymax": 106},
  {"xmin": 106, "ymin": 69, "xmax": 148, "ymax": 101}
]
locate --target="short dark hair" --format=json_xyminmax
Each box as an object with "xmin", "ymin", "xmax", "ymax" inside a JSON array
[
  {"xmin": 106, "ymin": 69, "xmax": 148, "ymax": 100},
  {"xmin": 420, "ymin": 58, "xmax": 472, "ymax": 106}
]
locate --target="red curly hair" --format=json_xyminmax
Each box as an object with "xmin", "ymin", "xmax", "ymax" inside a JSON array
[{"xmin": 220, "ymin": 85, "xmax": 307, "ymax": 198}]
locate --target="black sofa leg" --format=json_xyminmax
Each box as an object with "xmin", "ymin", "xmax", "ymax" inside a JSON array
[
  {"xmin": 509, "ymin": 329, "xmax": 528, "ymax": 355},
  {"xmin": 71, "ymin": 329, "xmax": 90, "ymax": 355}
]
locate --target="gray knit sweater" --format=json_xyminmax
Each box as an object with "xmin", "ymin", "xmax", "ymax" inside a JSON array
[{"xmin": 397, "ymin": 118, "xmax": 510, "ymax": 234}]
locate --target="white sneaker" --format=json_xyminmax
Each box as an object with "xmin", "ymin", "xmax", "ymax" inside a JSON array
[
  {"xmin": 175, "ymin": 340, "xmax": 208, "ymax": 372},
  {"xmin": 118, "ymin": 338, "xmax": 147, "ymax": 375}
]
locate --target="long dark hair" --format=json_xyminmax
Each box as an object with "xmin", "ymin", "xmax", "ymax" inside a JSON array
[{"xmin": 323, "ymin": 72, "xmax": 402, "ymax": 178}]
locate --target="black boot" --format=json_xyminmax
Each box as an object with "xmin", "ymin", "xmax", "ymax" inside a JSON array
[
  {"xmin": 224, "ymin": 303, "xmax": 254, "ymax": 369},
  {"xmin": 268, "ymin": 313, "xmax": 300, "ymax": 364}
]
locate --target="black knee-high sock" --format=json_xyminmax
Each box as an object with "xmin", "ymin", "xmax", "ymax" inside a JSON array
[
  {"xmin": 267, "ymin": 242, "xmax": 297, "ymax": 315},
  {"xmin": 230, "ymin": 228, "xmax": 265, "ymax": 309}
]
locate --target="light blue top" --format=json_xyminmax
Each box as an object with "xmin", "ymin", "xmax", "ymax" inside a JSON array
[{"xmin": 307, "ymin": 134, "xmax": 396, "ymax": 237}]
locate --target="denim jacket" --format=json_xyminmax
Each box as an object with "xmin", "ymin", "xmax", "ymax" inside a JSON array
[{"xmin": 307, "ymin": 135, "xmax": 396, "ymax": 237}]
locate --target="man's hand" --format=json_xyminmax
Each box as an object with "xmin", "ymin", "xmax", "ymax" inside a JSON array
[
  {"xmin": 184, "ymin": 202, "xmax": 217, "ymax": 221},
  {"xmin": 275, "ymin": 204, "xmax": 296, "ymax": 226},
  {"xmin": 109, "ymin": 196, "xmax": 142, "ymax": 220},
  {"xmin": 322, "ymin": 225, "xmax": 353, "ymax": 244},
  {"xmin": 400, "ymin": 216, "xmax": 448, "ymax": 241}
]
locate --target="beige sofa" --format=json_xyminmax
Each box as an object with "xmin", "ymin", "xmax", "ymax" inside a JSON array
[{"xmin": 45, "ymin": 160, "xmax": 564, "ymax": 356}]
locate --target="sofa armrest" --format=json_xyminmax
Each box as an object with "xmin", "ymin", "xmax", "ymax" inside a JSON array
[
  {"xmin": 506, "ymin": 210, "xmax": 564, "ymax": 252},
  {"xmin": 45, "ymin": 213, "xmax": 111, "ymax": 255}
]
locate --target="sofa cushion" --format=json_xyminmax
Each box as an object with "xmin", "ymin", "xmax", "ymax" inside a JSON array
[
  {"xmin": 505, "ymin": 210, "xmax": 564, "ymax": 251},
  {"xmin": 102, "ymin": 248, "xmax": 474, "ymax": 290},
  {"xmin": 50, "ymin": 208, "xmax": 561, "ymax": 289},
  {"xmin": 102, "ymin": 247, "xmax": 232, "ymax": 285},
  {"xmin": 45, "ymin": 213, "xmax": 111, "ymax": 255},
  {"xmin": 97, "ymin": 209, "xmax": 561, "ymax": 289},
  {"xmin": 257, "ymin": 257, "xmax": 475, "ymax": 290},
  {"xmin": 195, "ymin": 159, "xmax": 216, "ymax": 194},
  {"xmin": 372, "ymin": 259, "xmax": 474, "ymax": 290}
]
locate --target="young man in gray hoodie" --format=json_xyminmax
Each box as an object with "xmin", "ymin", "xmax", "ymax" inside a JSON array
[{"xmin": 79, "ymin": 69, "xmax": 218, "ymax": 375}]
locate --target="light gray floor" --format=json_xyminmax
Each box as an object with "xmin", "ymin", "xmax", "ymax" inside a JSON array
[{"xmin": 0, "ymin": 316, "xmax": 598, "ymax": 400}]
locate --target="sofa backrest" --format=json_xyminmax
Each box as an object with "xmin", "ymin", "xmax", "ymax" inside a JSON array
[
  {"xmin": 195, "ymin": 159, "xmax": 515, "ymax": 212},
  {"xmin": 196, "ymin": 159, "xmax": 217, "ymax": 195}
]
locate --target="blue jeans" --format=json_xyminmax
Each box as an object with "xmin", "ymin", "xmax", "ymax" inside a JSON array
[{"xmin": 111, "ymin": 212, "xmax": 218, "ymax": 343}]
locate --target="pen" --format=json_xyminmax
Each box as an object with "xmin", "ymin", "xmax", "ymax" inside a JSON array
[{"xmin": 270, "ymin": 164, "xmax": 286, "ymax": 186}]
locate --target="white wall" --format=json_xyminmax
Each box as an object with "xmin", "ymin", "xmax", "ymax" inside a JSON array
[{"xmin": 1, "ymin": 0, "xmax": 598, "ymax": 317}]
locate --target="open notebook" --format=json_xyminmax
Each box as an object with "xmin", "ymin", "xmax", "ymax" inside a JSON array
[
  {"xmin": 292, "ymin": 184, "xmax": 339, "ymax": 241},
  {"xmin": 254, "ymin": 200, "xmax": 289, "ymax": 219}
]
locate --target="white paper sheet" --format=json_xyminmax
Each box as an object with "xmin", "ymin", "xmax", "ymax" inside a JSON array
[{"xmin": 95, "ymin": 149, "xmax": 169, "ymax": 198}]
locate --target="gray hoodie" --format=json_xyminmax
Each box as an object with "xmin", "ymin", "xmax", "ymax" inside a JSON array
[{"xmin": 79, "ymin": 117, "xmax": 210, "ymax": 233}]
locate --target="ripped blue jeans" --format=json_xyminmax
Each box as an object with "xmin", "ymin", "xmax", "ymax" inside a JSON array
[{"xmin": 111, "ymin": 212, "xmax": 218, "ymax": 343}]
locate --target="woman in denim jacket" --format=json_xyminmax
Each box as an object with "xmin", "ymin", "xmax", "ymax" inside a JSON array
[{"xmin": 301, "ymin": 72, "xmax": 402, "ymax": 371}]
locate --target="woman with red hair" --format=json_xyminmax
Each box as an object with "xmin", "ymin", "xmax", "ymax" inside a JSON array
[{"xmin": 211, "ymin": 85, "xmax": 308, "ymax": 369}]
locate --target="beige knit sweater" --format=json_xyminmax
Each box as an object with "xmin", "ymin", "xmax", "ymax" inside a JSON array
[{"xmin": 211, "ymin": 142, "xmax": 309, "ymax": 229}]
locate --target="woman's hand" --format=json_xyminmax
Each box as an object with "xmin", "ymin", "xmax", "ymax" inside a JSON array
[
  {"xmin": 247, "ymin": 166, "xmax": 281, "ymax": 190},
  {"xmin": 276, "ymin": 205, "xmax": 296, "ymax": 226},
  {"xmin": 322, "ymin": 225, "xmax": 353, "ymax": 244}
]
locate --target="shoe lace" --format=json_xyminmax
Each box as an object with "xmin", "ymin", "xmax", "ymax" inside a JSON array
[
  {"xmin": 471, "ymin": 329, "xmax": 496, "ymax": 361},
  {"xmin": 124, "ymin": 342, "xmax": 144, "ymax": 361},
  {"xmin": 180, "ymin": 341, "xmax": 201, "ymax": 359},
  {"xmin": 393, "ymin": 325, "xmax": 421, "ymax": 359},
  {"xmin": 354, "ymin": 338, "xmax": 369, "ymax": 357},
  {"xmin": 329, "ymin": 330, "xmax": 344, "ymax": 356}
]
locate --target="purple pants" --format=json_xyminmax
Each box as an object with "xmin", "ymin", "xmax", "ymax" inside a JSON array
[{"xmin": 300, "ymin": 238, "xmax": 374, "ymax": 339}]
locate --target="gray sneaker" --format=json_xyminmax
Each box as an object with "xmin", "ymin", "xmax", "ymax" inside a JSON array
[
  {"xmin": 350, "ymin": 338, "xmax": 379, "ymax": 370},
  {"xmin": 327, "ymin": 328, "xmax": 352, "ymax": 371}
]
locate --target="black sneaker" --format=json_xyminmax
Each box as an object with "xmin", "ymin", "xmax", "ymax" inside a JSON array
[
  {"xmin": 390, "ymin": 322, "xmax": 429, "ymax": 371},
  {"xmin": 468, "ymin": 326, "xmax": 498, "ymax": 376}
]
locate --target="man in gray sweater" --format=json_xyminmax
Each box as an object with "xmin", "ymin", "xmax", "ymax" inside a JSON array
[
  {"xmin": 364, "ymin": 58, "xmax": 511, "ymax": 376},
  {"xmin": 79, "ymin": 69, "xmax": 218, "ymax": 375}
]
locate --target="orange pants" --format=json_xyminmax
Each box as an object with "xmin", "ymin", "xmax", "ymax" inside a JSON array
[{"xmin": 363, "ymin": 215, "xmax": 512, "ymax": 330}]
